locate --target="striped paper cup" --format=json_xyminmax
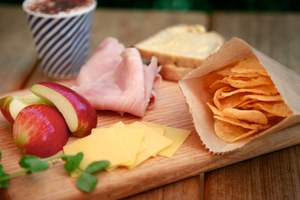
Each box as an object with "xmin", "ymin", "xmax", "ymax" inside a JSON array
[{"xmin": 22, "ymin": 0, "xmax": 96, "ymax": 79}]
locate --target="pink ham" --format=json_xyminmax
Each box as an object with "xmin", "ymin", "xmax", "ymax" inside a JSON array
[{"xmin": 73, "ymin": 37, "xmax": 160, "ymax": 117}]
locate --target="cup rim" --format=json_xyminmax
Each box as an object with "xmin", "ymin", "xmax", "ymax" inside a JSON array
[{"xmin": 22, "ymin": 0, "xmax": 97, "ymax": 18}]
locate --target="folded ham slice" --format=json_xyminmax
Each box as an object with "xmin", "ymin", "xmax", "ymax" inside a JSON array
[{"xmin": 73, "ymin": 37, "xmax": 160, "ymax": 117}]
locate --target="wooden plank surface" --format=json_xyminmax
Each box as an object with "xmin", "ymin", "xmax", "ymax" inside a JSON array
[
  {"xmin": 1, "ymin": 81, "xmax": 300, "ymax": 200},
  {"xmin": 205, "ymin": 12, "xmax": 300, "ymax": 200},
  {"xmin": 126, "ymin": 175, "xmax": 203, "ymax": 200},
  {"xmin": 0, "ymin": 6, "xmax": 36, "ymax": 93},
  {"xmin": 25, "ymin": 9, "xmax": 209, "ymax": 86}
]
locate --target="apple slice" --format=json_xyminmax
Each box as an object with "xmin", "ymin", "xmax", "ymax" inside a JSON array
[
  {"xmin": 0, "ymin": 94, "xmax": 50, "ymax": 123},
  {"xmin": 13, "ymin": 104, "xmax": 69, "ymax": 157},
  {"xmin": 31, "ymin": 82, "xmax": 97, "ymax": 137}
]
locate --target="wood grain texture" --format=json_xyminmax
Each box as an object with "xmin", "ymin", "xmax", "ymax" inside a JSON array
[
  {"xmin": 126, "ymin": 176, "xmax": 202, "ymax": 200},
  {"xmin": 25, "ymin": 9, "xmax": 208, "ymax": 86},
  {"xmin": 204, "ymin": 12, "xmax": 300, "ymax": 200},
  {"xmin": 0, "ymin": 5, "xmax": 36, "ymax": 93},
  {"xmin": 1, "ymin": 81, "xmax": 300, "ymax": 200}
]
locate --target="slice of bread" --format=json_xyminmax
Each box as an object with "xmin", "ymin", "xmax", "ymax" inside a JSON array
[{"xmin": 135, "ymin": 25, "xmax": 224, "ymax": 81}]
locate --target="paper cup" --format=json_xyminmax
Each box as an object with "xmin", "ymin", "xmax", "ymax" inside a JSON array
[{"xmin": 22, "ymin": 0, "xmax": 96, "ymax": 79}]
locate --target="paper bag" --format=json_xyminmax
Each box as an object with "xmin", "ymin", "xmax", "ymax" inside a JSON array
[{"xmin": 179, "ymin": 37, "xmax": 300, "ymax": 153}]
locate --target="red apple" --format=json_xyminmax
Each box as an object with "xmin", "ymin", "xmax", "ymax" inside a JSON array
[
  {"xmin": 31, "ymin": 82, "xmax": 97, "ymax": 137},
  {"xmin": 13, "ymin": 104, "xmax": 69, "ymax": 157},
  {"xmin": 0, "ymin": 94, "xmax": 50, "ymax": 123}
]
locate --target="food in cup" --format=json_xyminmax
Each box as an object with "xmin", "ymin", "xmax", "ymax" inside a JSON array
[{"xmin": 27, "ymin": 0, "xmax": 94, "ymax": 15}]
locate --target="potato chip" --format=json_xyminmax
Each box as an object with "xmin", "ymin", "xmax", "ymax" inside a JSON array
[
  {"xmin": 222, "ymin": 108, "xmax": 268, "ymax": 125},
  {"xmin": 207, "ymin": 102, "xmax": 222, "ymax": 116},
  {"xmin": 231, "ymin": 58, "xmax": 268, "ymax": 76},
  {"xmin": 244, "ymin": 102, "xmax": 292, "ymax": 117},
  {"xmin": 243, "ymin": 94, "xmax": 282, "ymax": 102},
  {"xmin": 220, "ymin": 93, "xmax": 252, "ymax": 109},
  {"xmin": 208, "ymin": 103, "xmax": 268, "ymax": 125},
  {"xmin": 219, "ymin": 85, "xmax": 278, "ymax": 99},
  {"xmin": 213, "ymin": 87, "xmax": 232, "ymax": 109},
  {"xmin": 237, "ymin": 99, "xmax": 257, "ymax": 108},
  {"xmin": 214, "ymin": 115, "xmax": 269, "ymax": 130},
  {"xmin": 209, "ymin": 79, "xmax": 230, "ymax": 92},
  {"xmin": 214, "ymin": 119, "xmax": 257, "ymax": 143},
  {"xmin": 218, "ymin": 66, "xmax": 266, "ymax": 78},
  {"xmin": 224, "ymin": 76, "xmax": 273, "ymax": 89},
  {"xmin": 216, "ymin": 66, "xmax": 233, "ymax": 77}
]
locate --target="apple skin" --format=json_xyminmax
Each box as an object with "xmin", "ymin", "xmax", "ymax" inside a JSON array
[
  {"xmin": 13, "ymin": 104, "xmax": 69, "ymax": 158},
  {"xmin": 31, "ymin": 82, "xmax": 97, "ymax": 137},
  {"xmin": 0, "ymin": 94, "xmax": 50, "ymax": 124}
]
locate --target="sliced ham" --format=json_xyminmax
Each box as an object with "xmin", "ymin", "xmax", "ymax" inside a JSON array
[{"xmin": 73, "ymin": 37, "xmax": 160, "ymax": 117}]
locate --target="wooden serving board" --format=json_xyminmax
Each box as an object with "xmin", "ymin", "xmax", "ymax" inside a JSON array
[{"xmin": 1, "ymin": 81, "xmax": 300, "ymax": 200}]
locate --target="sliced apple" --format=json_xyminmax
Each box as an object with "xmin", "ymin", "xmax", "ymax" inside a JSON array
[
  {"xmin": 0, "ymin": 96, "xmax": 14, "ymax": 123},
  {"xmin": 13, "ymin": 104, "xmax": 69, "ymax": 157},
  {"xmin": 0, "ymin": 94, "xmax": 50, "ymax": 123},
  {"xmin": 31, "ymin": 82, "xmax": 97, "ymax": 137}
]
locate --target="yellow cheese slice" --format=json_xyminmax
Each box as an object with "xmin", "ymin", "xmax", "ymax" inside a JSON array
[
  {"xmin": 112, "ymin": 123, "xmax": 145, "ymax": 167},
  {"xmin": 143, "ymin": 122, "xmax": 191, "ymax": 157},
  {"xmin": 132, "ymin": 122, "xmax": 172, "ymax": 167},
  {"xmin": 64, "ymin": 128, "xmax": 131, "ymax": 169},
  {"xmin": 158, "ymin": 127, "xmax": 190, "ymax": 157}
]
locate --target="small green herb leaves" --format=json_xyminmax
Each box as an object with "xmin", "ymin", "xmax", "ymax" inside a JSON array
[
  {"xmin": 61, "ymin": 152, "xmax": 83, "ymax": 174},
  {"xmin": 76, "ymin": 172, "xmax": 98, "ymax": 192},
  {"xmin": 0, "ymin": 151, "xmax": 109, "ymax": 193},
  {"xmin": 75, "ymin": 160, "xmax": 110, "ymax": 192},
  {"xmin": 84, "ymin": 160, "xmax": 110, "ymax": 174},
  {"xmin": 19, "ymin": 155, "xmax": 49, "ymax": 173},
  {"xmin": 0, "ymin": 165, "xmax": 10, "ymax": 188}
]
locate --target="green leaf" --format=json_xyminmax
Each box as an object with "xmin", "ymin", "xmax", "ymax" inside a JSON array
[
  {"xmin": 0, "ymin": 151, "xmax": 2, "ymax": 160},
  {"xmin": 0, "ymin": 165, "xmax": 10, "ymax": 188},
  {"xmin": 19, "ymin": 155, "xmax": 49, "ymax": 173},
  {"xmin": 76, "ymin": 172, "xmax": 97, "ymax": 192},
  {"xmin": 84, "ymin": 160, "xmax": 110, "ymax": 174},
  {"xmin": 61, "ymin": 152, "xmax": 83, "ymax": 173}
]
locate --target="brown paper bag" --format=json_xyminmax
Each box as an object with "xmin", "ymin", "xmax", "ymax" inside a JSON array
[{"xmin": 179, "ymin": 37, "xmax": 300, "ymax": 153}]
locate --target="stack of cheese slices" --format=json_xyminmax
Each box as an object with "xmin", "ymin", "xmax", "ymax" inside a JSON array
[{"xmin": 64, "ymin": 121, "xmax": 191, "ymax": 169}]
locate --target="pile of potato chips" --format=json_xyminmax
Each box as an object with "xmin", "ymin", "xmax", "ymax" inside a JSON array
[{"xmin": 207, "ymin": 58, "xmax": 292, "ymax": 143}]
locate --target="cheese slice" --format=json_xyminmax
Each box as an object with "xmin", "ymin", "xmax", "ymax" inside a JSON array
[
  {"xmin": 143, "ymin": 122, "xmax": 191, "ymax": 157},
  {"xmin": 112, "ymin": 122, "xmax": 145, "ymax": 167},
  {"xmin": 132, "ymin": 122, "xmax": 172, "ymax": 167},
  {"xmin": 158, "ymin": 127, "xmax": 190, "ymax": 157},
  {"xmin": 64, "ymin": 128, "xmax": 131, "ymax": 169}
]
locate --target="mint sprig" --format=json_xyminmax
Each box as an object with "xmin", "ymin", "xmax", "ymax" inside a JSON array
[
  {"xmin": 84, "ymin": 160, "xmax": 110, "ymax": 174},
  {"xmin": 62, "ymin": 152, "xmax": 83, "ymax": 174},
  {"xmin": 76, "ymin": 172, "xmax": 98, "ymax": 192},
  {"xmin": 0, "ymin": 150, "xmax": 110, "ymax": 193},
  {"xmin": 75, "ymin": 160, "xmax": 110, "ymax": 192},
  {"xmin": 0, "ymin": 165, "xmax": 9, "ymax": 188},
  {"xmin": 19, "ymin": 155, "xmax": 49, "ymax": 173}
]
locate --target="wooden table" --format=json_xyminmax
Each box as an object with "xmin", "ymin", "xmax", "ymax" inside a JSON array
[{"xmin": 0, "ymin": 5, "xmax": 299, "ymax": 199}]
